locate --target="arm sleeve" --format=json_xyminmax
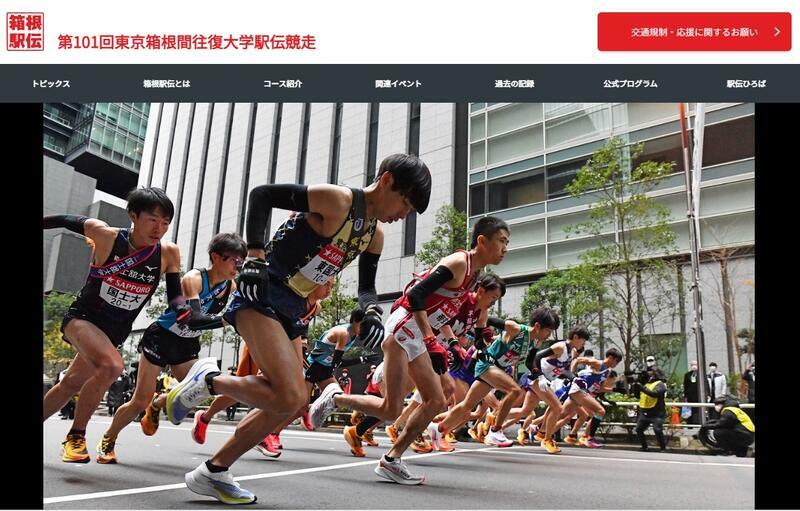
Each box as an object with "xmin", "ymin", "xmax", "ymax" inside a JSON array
[
  {"xmin": 331, "ymin": 349, "xmax": 345, "ymax": 368},
  {"xmin": 487, "ymin": 317, "xmax": 506, "ymax": 330},
  {"xmin": 529, "ymin": 347, "xmax": 555, "ymax": 373},
  {"xmin": 43, "ymin": 214, "xmax": 88, "ymax": 235},
  {"xmin": 407, "ymin": 266, "xmax": 454, "ymax": 312},
  {"xmin": 166, "ymin": 273, "xmax": 182, "ymax": 303},
  {"xmin": 245, "ymin": 184, "xmax": 310, "ymax": 250},
  {"xmin": 183, "ymin": 299, "xmax": 224, "ymax": 331},
  {"xmin": 358, "ymin": 251, "xmax": 380, "ymax": 310}
]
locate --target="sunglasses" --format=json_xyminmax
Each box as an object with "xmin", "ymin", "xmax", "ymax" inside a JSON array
[{"xmin": 223, "ymin": 255, "xmax": 245, "ymax": 267}]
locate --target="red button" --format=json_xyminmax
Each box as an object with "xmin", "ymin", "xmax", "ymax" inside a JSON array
[{"xmin": 598, "ymin": 12, "xmax": 791, "ymax": 51}]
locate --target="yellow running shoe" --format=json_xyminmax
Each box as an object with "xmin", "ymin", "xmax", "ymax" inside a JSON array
[
  {"xmin": 468, "ymin": 425, "xmax": 479, "ymax": 441},
  {"xmin": 541, "ymin": 438, "xmax": 562, "ymax": 454},
  {"xmin": 444, "ymin": 432, "xmax": 458, "ymax": 444},
  {"xmin": 410, "ymin": 435, "xmax": 433, "ymax": 453},
  {"xmin": 517, "ymin": 428, "xmax": 528, "ymax": 445},
  {"xmin": 565, "ymin": 433, "xmax": 579, "ymax": 445},
  {"xmin": 362, "ymin": 430, "xmax": 379, "ymax": 447},
  {"xmin": 61, "ymin": 434, "xmax": 90, "ymax": 463},
  {"xmin": 141, "ymin": 396, "xmax": 161, "ymax": 436},
  {"xmin": 385, "ymin": 424, "xmax": 399, "ymax": 444},
  {"xmin": 344, "ymin": 425, "xmax": 365, "ymax": 457},
  {"xmin": 534, "ymin": 430, "xmax": 546, "ymax": 443},
  {"xmin": 96, "ymin": 435, "xmax": 117, "ymax": 464},
  {"xmin": 478, "ymin": 413, "xmax": 495, "ymax": 437}
]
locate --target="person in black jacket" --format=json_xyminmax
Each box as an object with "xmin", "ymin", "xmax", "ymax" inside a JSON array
[
  {"xmin": 682, "ymin": 360, "xmax": 709, "ymax": 424},
  {"xmin": 698, "ymin": 396, "xmax": 755, "ymax": 457},
  {"xmin": 633, "ymin": 367, "xmax": 667, "ymax": 451}
]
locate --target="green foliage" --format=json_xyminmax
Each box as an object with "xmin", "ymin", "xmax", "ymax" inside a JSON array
[
  {"xmin": 43, "ymin": 292, "xmax": 77, "ymax": 375},
  {"xmin": 559, "ymin": 137, "xmax": 680, "ymax": 374},
  {"xmin": 307, "ymin": 276, "xmax": 359, "ymax": 342},
  {"xmin": 415, "ymin": 205, "xmax": 468, "ymax": 269},
  {"xmin": 520, "ymin": 264, "xmax": 606, "ymax": 337}
]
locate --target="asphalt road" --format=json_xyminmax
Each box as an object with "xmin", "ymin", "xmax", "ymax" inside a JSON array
[{"xmin": 44, "ymin": 416, "xmax": 754, "ymax": 509}]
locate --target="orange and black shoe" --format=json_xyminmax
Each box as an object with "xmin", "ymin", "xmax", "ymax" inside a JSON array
[
  {"xmin": 344, "ymin": 425, "xmax": 365, "ymax": 457},
  {"xmin": 141, "ymin": 395, "xmax": 161, "ymax": 436},
  {"xmin": 385, "ymin": 424, "xmax": 399, "ymax": 444},
  {"xmin": 362, "ymin": 430, "xmax": 379, "ymax": 447},
  {"xmin": 61, "ymin": 434, "xmax": 90, "ymax": 463},
  {"xmin": 96, "ymin": 435, "xmax": 117, "ymax": 464}
]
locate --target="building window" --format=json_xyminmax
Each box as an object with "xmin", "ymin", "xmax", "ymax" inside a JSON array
[
  {"xmin": 487, "ymin": 169, "xmax": 545, "ymax": 211},
  {"xmin": 632, "ymin": 132, "xmax": 691, "ymax": 174},
  {"xmin": 487, "ymin": 124, "xmax": 543, "ymax": 165},
  {"xmin": 702, "ymin": 116, "xmax": 754, "ymax": 167},
  {"xmin": 469, "ymin": 184, "xmax": 486, "ymax": 216},
  {"xmin": 546, "ymin": 158, "xmax": 585, "ymax": 199},
  {"xmin": 365, "ymin": 103, "xmax": 379, "ymax": 185},
  {"xmin": 545, "ymin": 104, "xmax": 610, "ymax": 149},
  {"xmin": 329, "ymin": 103, "xmax": 343, "ymax": 184}
]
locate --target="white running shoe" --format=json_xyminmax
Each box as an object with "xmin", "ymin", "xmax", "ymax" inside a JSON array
[
  {"xmin": 426, "ymin": 422, "xmax": 443, "ymax": 450},
  {"xmin": 166, "ymin": 358, "xmax": 219, "ymax": 425},
  {"xmin": 184, "ymin": 462, "xmax": 256, "ymax": 505},
  {"xmin": 307, "ymin": 383, "xmax": 343, "ymax": 429},
  {"xmin": 484, "ymin": 428, "xmax": 514, "ymax": 447},
  {"xmin": 374, "ymin": 455, "xmax": 425, "ymax": 485}
]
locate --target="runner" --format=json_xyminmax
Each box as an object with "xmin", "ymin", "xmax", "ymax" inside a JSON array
[
  {"xmin": 308, "ymin": 216, "xmax": 510, "ymax": 485},
  {"xmin": 167, "ymin": 153, "xmax": 431, "ymax": 504},
  {"xmin": 95, "ymin": 233, "xmax": 245, "ymax": 463},
  {"xmin": 43, "ymin": 187, "xmax": 181, "ymax": 464}
]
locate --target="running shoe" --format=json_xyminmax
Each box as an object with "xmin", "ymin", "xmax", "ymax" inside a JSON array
[
  {"xmin": 307, "ymin": 383, "xmax": 343, "ymax": 430},
  {"xmin": 517, "ymin": 428, "xmax": 528, "ymax": 445},
  {"xmin": 374, "ymin": 455, "xmax": 425, "ymax": 485},
  {"xmin": 444, "ymin": 432, "xmax": 458, "ymax": 444},
  {"xmin": 300, "ymin": 411, "xmax": 314, "ymax": 431},
  {"xmin": 61, "ymin": 434, "xmax": 90, "ymax": 463},
  {"xmin": 410, "ymin": 434, "xmax": 433, "ymax": 453},
  {"xmin": 253, "ymin": 435, "xmax": 281, "ymax": 458},
  {"xmin": 541, "ymin": 438, "xmax": 562, "ymax": 454},
  {"xmin": 565, "ymin": 433, "xmax": 580, "ymax": 445},
  {"xmin": 484, "ymin": 429, "xmax": 513, "ymax": 447},
  {"xmin": 580, "ymin": 436, "xmax": 603, "ymax": 448},
  {"xmin": 385, "ymin": 424, "xmax": 399, "ymax": 444},
  {"xmin": 192, "ymin": 410, "xmax": 209, "ymax": 444},
  {"xmin": 350, "ymin": 410, "xmax": 365, "ymax": 426},
  {"xmin": 185, "ymin": 462, "xmax": 256, "ymax": 504},
  {"xmin": 344, "ymin": 425, "xmax": 365, "ymax": 457},
  {"xmin": 96, "ymin": 435, "xmax": 117, "ymax": 464},
  {"xmin": 166, "ymin": 357, "xmax": 219, "ymax": 425},
  {"xmin": 141, "ymin": 395, "xmax": 161, "ymax": 436},
  {"xmin": 362, "ymin": 430, "xmax": 379, "ymax": 447}
]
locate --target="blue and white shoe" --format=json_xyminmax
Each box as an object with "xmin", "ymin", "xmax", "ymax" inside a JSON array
[
  {"xmin": 185, "ymin": 462, "xmax": 256, "ymax": 505},
  {"xmin": 307, "ymin": 382, "xmax": 343, "ymax": 429},
  {"xmin": 166, "ymin": 357, "xmax": 219, "ymax": 425}
]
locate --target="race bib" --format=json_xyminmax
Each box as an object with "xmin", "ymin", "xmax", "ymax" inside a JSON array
[
  {"xmin": 298, "ymin": 244, "xmax": 344, "ymax": 284},
  {"xmin": 100, "ymin": 275, "xmax": 153, "ymax": 311}
]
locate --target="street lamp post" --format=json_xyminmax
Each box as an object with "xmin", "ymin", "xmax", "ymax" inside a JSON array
[{"xmin": 679, "ymin": 102, "xmax": 708, "ymax": 424}]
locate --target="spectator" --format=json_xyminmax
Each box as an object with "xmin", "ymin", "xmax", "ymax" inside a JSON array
[
  {"xmin": 707, "ymin": 362, "xmax": 729, "ymax": 419},
  {"xmin": 634, "ymin": 367, "xmax": 667, "ymax": 452},
  {"xmin": 682, "ymin": 360, "xmax": 708, "ymax": 424},
  {"xmin": 106, "ymin": 371, "xmax": 131, "ymax": 417},
  {"xmin": 742, "ymin": 362, "xmax": 755, "ymax": 404},
  {"xmin": 337, "ymin": 368, "xmax": 352, "ymax": 395}
]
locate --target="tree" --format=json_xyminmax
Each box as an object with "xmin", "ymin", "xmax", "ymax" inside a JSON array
[
  {"xmin": 43, "ymin": 292, "xmax": 77, "ymax": 375},
  {"xmin": 307, "ymin": 276, "xmax": 359, "ymax": 346},
  {"xmin": 562, "ymin": 137, "xmax": 680, "ymax": 374},
  {"xmin": 520, "ymin": 264, "xmax": 606, "ymax": 339},
  {"xmin": 415, "ymin": 204, "xmax": 468, "ymax": 269}
]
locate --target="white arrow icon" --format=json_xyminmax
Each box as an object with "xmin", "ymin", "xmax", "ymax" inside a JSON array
[{"xmin": 775, "ymin": 26, "xmax": 780, "ymax": 37}]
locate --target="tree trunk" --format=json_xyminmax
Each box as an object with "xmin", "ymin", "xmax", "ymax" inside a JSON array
[
  {"xmin": 598, "ymin": 292, "xmax": 605, "ymax": 355},
  {"xmin": 719, "ymin": 257, "xmax": 737, "ymax": 377},
  {"xmin": 677, "ymin": 264, "xmax": 687, "ymax": 360}
]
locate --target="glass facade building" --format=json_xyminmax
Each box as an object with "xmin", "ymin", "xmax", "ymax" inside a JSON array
[{"xmin": 468, "ymin": 102, "xmax": 754, "ymax": 277}]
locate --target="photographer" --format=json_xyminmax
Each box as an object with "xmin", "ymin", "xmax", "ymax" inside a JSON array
[
  {"xmin": 632, "ymin": 366, "xmax": 667, "ymax": 451},
  {"xmin": 698, "ymin": 396, "xmax": 754, "ymax": 457}
]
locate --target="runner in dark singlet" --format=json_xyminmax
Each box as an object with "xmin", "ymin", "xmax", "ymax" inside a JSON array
[
  {"xmin": 167, "ymin": 154, "xmax": 431, "ymax": 504},
  {"xmin": 43, "ymin": 187, "xmax": 182, "ymax": 464}
]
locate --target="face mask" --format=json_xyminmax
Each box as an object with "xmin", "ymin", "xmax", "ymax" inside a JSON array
[
  {"xmin": 714, "ymin": 405, "xmax": 723, "ymax": 412},
  {"xmin": 691, "ymin": 366, "xmax": 698, "ymax": 371}
]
